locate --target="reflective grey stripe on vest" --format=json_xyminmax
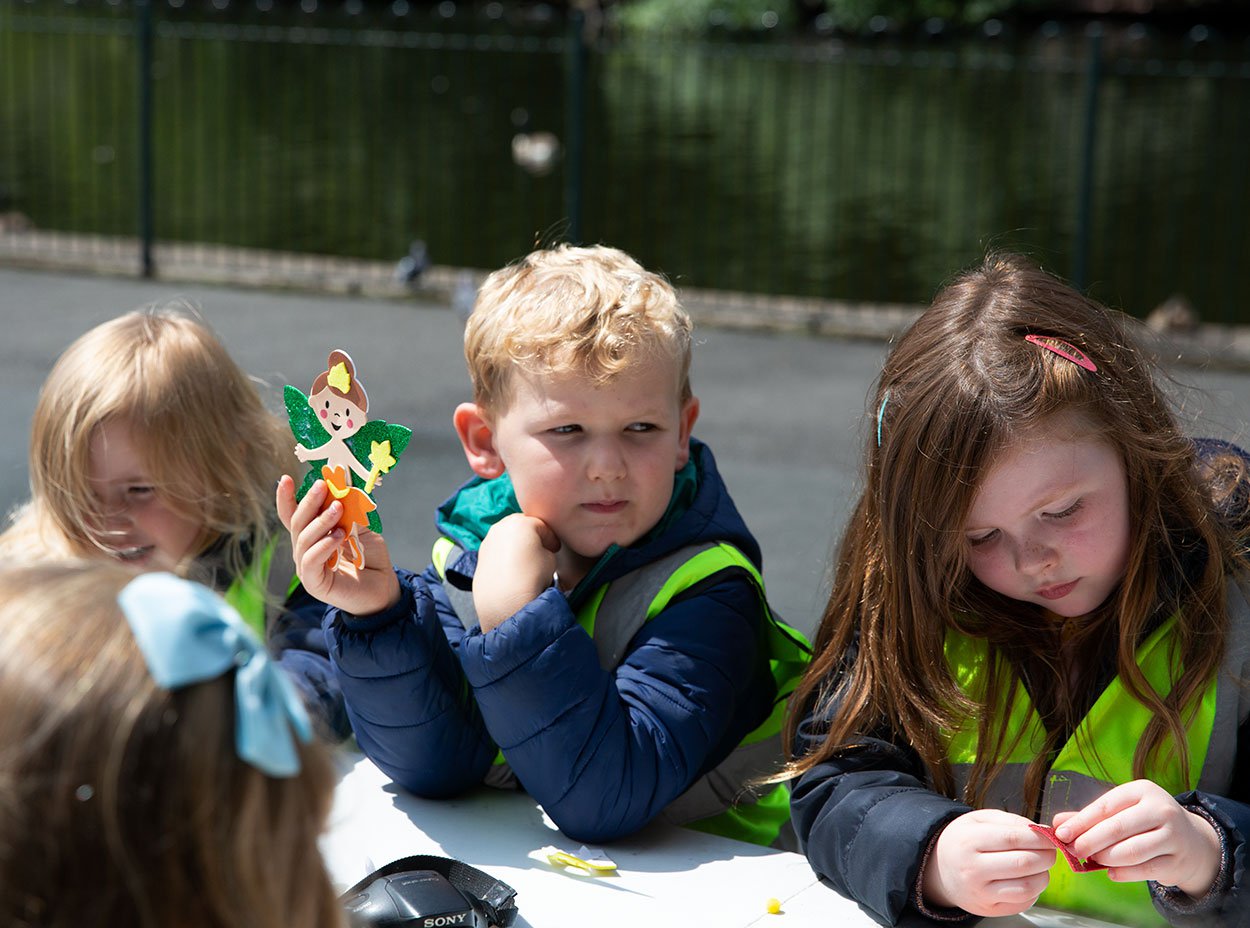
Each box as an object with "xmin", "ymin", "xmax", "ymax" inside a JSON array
[
  {"xmin": 482, "ymin": 758, "xmax": 521, "ymax": 790},
  {"xmin": 266, "ymin": 532, "xmax": 298, "ymax": 632},
  {"xmin": 660, "ymin": 734, "xmax": 784, "ymax": 826},
  {"xmin": 588, "ymin": 542, "xmax": 783, "ymax": 826},
  {"xmin": 951, "ymin": 767, "xmax": 1131, "ymax": 822},
  {"xmin": 436, "ymin": 548, "xmax": 520, "ymax": 788},
  {"xmin": 950, "ymin": 765, "xmax": 1029, "ymax": 816},
  {"xmin": 587, "ymin": 543, "xmax": 724, "ymax": 671},
  {"xmin": 445, "ymin": 577, "xmax": 480, "ymax": 632},
  {"xmin": 952, "ymin": 576, "xmax": 1250, "ymax": 813},
  {"xmin": 1200, "ymin": 576, "xmax": 1250, "ymax": 793},
  {"xmin": 1041, "ymin": 772, "xmax": 1131, "ymax": 823},
  {"xmin": 215, "ymin": 533, "xmax": 296, "ymax": 637}
]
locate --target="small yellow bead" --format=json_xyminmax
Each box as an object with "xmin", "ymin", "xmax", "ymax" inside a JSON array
[{"xmin": 766, "ymin": 897, "xmax": 782, "ymax": 915}]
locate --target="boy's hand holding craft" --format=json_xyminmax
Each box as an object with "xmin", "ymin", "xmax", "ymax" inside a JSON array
[
  {"xmin": 1050, "ymin": 779, "xmax": 1222, "ymax": 899},
  {"xmin": 276, "ymin": 475, "xmax": 400, "ymax": 616},
  {"xmin": 922, "ymin": 809, "xmax": 1056, "ymax": 918},
  {"xmin": 280, "ymin": 348, "xmax": 410, "ymax": 602}
]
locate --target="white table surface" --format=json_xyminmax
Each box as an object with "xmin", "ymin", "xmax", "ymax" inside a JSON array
[{"xmin": 322, "ymin": 752, "xmax": 1129, "ymax": 928}]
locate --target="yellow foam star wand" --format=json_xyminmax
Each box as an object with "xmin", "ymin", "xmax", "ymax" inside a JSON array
[{"xmin": 363, "ymin": 439, "xmax": 396, "ymax": 495}]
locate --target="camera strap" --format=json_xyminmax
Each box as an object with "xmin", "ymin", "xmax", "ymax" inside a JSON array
[{"xmin": 343, "ymin": 855, "xmax": 519, "ymax": 927}]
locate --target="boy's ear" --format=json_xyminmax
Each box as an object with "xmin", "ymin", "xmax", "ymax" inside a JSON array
[
  {"xmin": 676, "ymin": 396, "xmax": 700, "ymax": 468},
  {"xmin": 453, "ymin": 402, "xmax": 505, "ymax": 479}
]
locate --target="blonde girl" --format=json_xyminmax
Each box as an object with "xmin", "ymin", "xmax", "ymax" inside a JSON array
[
  {"xmin": 0, "ymin": 560, "xmax": 343, "ymax": 928},
  {"xmin": 0, "ymin": 306, "xmax": 349, "ymax": 738},
  {"xmin": 786, "ymin": 254, "xmax": 1250, "ymax": 927}
]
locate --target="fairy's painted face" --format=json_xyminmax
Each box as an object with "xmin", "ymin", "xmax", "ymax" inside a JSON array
[{"xmin": 309, "ymin": 388, "xmax": 366, "ymax": 440}]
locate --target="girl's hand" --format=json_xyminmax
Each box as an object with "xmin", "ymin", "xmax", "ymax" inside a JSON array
[
  {"xmin": 923, "ymin": 809, "xmax": 1056, "ymax": 917},
  {"xmin": 276, "ymin": 475, "xmax": 400, "ymax": 616},
  {"xmin": 1053, "ymin": 780, "xmax": 1222, "ymax": 898},
  {"xmin": 473, "ymin": 513, "xmax": 560, "ymax": 633}
]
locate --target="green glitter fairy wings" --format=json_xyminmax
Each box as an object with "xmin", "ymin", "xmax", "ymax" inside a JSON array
[{"xmin": 283, "ymin": 384, "xmax": 413, "ymax": 534}]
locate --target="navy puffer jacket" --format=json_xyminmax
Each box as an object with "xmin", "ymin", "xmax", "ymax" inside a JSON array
[{"xmin": 325, "ymin": 439, "xmax": 778, "ymax": 843}]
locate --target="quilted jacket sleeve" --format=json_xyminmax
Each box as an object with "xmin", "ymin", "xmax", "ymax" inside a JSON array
[
  {"xmin": 456, "ymin": 570, "xmax": 770, "ymax": 844},
  {"xmin": 323, "ymin": 567, "xmax": 498, "ymax": 797},
  {"xmin": 1151, "ymin": 660, "xmax": 1250, "ymax": 928},
  {"xmin": 268, "ymin": 582, "xmax": 351, "ymax": 742},
  {"xmin": 1151, "ymin": 789, "xmax": 1250, "ymax": 928},
  {"xmin": 789, "ymin": 704, "xmax": 975, "ymax": 927}
]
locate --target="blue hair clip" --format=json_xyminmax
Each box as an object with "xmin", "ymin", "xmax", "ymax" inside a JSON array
[
  {"xmin": 876, "ymin": 390, "xmax": 890, "ymax": 448},
  {"xmin": 119, "ymin": 572, "xmax": 313, "ymax": 778}
]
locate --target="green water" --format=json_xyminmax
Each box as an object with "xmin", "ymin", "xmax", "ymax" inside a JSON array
[{"xmin": 2, "ymin": 2, "xmax": 1248, "ymax": 320}]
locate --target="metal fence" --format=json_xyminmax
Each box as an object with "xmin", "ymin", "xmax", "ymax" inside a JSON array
[{"xmin": 2, "ymin": 2, "xmax": 1249, "ymax": 322}]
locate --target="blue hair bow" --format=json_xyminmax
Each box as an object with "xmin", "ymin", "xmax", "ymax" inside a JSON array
[{"xmin": 119, "ymin": 572, "xmax": 313, "ymax": 778}]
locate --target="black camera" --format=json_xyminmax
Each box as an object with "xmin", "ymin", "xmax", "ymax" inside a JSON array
[
  {"xmin": 343, "ymin": 868, "xmax": 479, "ymax": 928},
  {"xmin": 340, "ymin": 855, "xmax": 518, "ymax": 928}
]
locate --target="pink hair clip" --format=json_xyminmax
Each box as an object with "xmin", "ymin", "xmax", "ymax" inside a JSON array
[{"xmin": 1025, "ymin": 334, "xmax": 1097, "ymax": 373}]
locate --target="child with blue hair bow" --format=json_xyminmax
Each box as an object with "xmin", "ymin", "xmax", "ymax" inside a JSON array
[{"xmin": 0, "ymin": 562, "xmax": 344, "ymax": 928}]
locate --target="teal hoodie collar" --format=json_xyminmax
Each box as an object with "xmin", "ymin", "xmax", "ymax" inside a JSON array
[{"xmin": 436, "ymin": 454, "xmax": 700, "ymax": 561}]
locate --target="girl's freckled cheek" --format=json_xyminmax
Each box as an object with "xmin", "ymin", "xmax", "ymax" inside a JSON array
[{"xmin": 320, "ymin": 409, "xmax": 328, "ymax": 419}]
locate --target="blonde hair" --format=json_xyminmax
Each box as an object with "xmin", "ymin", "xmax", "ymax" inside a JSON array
[
  {"xmin": 3, "ymin": 306, "xmax": 291, "ymax": 583},
  {"xmin": 786, "ymin": 253, "xmax": 1247, "ymax": 811},
  {"xmin": 0, "ymin": 561, "xmax": 342, "ymax": 928},
  {"xmin": 464, "ymin": 244, "xmax": 692, "ymax": 413}
]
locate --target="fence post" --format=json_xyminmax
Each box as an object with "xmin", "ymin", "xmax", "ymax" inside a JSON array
[
  {"xmin": 563, "ymin": 7, "xmax": 587, "ymax": 245},
  {"xmin": 1073, "ymin": 24, "xmax": 1102, "ymax": 291},
  {"xmin": 136, "ymin": 0, "xmax": 154, "ymax": 277}
]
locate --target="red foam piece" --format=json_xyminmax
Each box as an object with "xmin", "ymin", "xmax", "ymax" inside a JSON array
[{"xmin": 1030, "ymin": 824, "xmax": 1109, "ymax": 873}]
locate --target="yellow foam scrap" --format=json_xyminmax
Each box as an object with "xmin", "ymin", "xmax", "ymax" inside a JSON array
[{"xmin": 542, "ymin": 846, "xmax": 617, "ymax": 875}]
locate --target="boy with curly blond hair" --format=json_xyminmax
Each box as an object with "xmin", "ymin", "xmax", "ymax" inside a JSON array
[{"xmin": 279, "ymin": 244, "xmax": 808, "ymax": 847}]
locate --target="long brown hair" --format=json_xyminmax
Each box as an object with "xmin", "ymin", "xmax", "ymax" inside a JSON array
[
  {"xmin": 0, "ymin": 562, "xmax": 343, "ymax": 928},
  {"xmin": 785, "ymin": 253, "xmax": 1243, "ymax": 813}
]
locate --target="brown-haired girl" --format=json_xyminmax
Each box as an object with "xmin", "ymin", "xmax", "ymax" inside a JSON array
[
  {"xmin": 0, "ymin": 306, "xmax": 349, "ymax": 739},
  {"xmin": 787, "ymin": 254, "xmax": 1250, "ymax": 927},
  {"xmin": 0, "ymin": 561, "xmax": 344, "ymax": 928}
]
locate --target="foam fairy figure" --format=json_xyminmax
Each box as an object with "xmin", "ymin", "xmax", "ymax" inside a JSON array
[{"xmin": 286, "ymin": 350, "xmax": 411, "ymax": 578}]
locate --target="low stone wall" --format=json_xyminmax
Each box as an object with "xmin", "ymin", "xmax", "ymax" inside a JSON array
[{"xmin": 2, "ymin": 229, "xmax": 1245, "ymax": 370}]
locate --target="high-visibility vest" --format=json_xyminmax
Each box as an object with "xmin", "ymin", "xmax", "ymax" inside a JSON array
[
  {"xmin": 944, "ymin": 580, "xmax": 1250, "ymax": 926},
  {"xmin": 432, "ymin": 537, "xmax": 812, "ymax": 848},
  {"xmin": 223, "ymin": 535, "xmax": 298, "ymax": 641}
]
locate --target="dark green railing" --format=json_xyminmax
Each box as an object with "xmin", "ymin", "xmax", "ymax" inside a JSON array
[{"xmin": 2, "ymin": 1, "xmax": 1248, "ymax": 322}]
